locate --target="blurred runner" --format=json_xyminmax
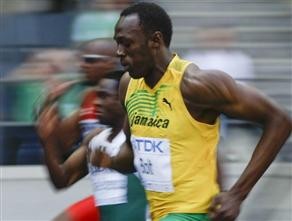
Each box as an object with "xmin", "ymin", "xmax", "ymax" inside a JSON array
[{"xmin": 36, "ymin": 38, "xmax": 147, "ymax": 221}]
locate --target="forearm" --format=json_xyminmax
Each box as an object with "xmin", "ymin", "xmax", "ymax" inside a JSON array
[
  {"xmin": 229, "ymin": 113, "xmax": 291, "ymax": 200},
  {"xmin": 112, "ymin": 115, "xmax": 136, "ymax": 173},
  {"xmin": 36, "ymin": 100, "xmax": 79, "ymax": 188},
  {"xmin": 111, "ymin": 142, "xmax": 136, "ymax": 173},
  {"xmin": 111, "ymin": 151, "xmax": 136, "ymax": 174},
  {"xmin": 41, "ymin": 139, "xmax": 70, "ymax": 189},
  {"xmin": 216, "ymin": 157, "xmax": 225, "ymax": 191}
]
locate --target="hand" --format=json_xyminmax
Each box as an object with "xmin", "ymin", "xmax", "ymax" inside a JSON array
[
  {"xmin": 45, "ymin": 79, "xmax": 78, "ymax": 102},
  {"xmin": 89, "ymin": 148, "xmax": 113, "ymax": 168},
  {"xmin": 208, "ymin": 191, "xmax": 242, "ymax": 221},
  {"xmin": 36, "ymin": 104, "xmax": 60, "ymax": 141},
  {"xmin": 35, "ymin": 79, "xmax": 78, "ymax": 118}
]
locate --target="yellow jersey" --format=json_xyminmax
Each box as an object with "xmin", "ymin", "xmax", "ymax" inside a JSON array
[{"xmin": 125, "ymin": 55, "xmax": 220, "ymax": 220}]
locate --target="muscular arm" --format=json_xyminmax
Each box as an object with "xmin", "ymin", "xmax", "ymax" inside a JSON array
[
  {"xmin": 182, "ymin": 67, "xmax": 291, "ymax": 220},
  {"xmin": 37, "ymin": 105, "xmax": 87, "ymax": 189},
  {"xmin": 89, "ymin": 118, "xmax": 136, "ymax": 174},
  {"xmin": 215, "ymin": 79, "xmax": 291, "ymax": 200},
  {"xmin": 110, "ymin": 116, "xmax": 136, "ymax": 173},
  {"xmin": 89, "ymin": 73, "xmax": 136, "ymax": 173},
  {"xmin": 43, "ymin": 140, "xmax": 88, "ymax": 189},
  {"xmin": 111, "ymin": 72, "xmax": 136, "ymax": 173}
]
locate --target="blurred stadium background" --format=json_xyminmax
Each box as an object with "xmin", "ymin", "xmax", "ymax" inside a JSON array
[{"xmin": 0, "ymin": 0, "xmax": 291, "ymax": 220}]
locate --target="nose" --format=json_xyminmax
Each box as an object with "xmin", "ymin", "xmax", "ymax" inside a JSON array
[{"xmin": 116, "ymin": 44, "xmax": 125, "ymax": 57}]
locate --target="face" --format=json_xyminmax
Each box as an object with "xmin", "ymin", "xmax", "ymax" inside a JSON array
[
  {"xmin": 80, "ymin": 41, "xmax": 118, "ymax": 84},
  {"xmin": 94, "ymin": 79, "xmax": 124, "ymax": 125},
  {"xmin": 114, "ymin": 14, "xmax": 154, "ymax": 79}
]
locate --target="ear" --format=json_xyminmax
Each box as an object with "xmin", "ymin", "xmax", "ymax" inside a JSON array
[{"xmin": 148, "ymin": 31, "xmax": 163, "ymax": 48}]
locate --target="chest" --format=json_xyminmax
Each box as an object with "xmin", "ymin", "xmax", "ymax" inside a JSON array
[{"xmin": 127, "ymin": 84, "xmax": 190, "ymax": 139}]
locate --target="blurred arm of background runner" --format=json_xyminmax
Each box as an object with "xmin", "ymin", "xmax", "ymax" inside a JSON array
[
  {"xmin": 37, "ymin": 80, "xmax": 83, "ymax": 154},
  {"xmin": 36, "ymin": 104, "xmax": 101, "ymax": 189},
  {"xmin": 36, "ymin": 103, "xmax": 84, "ymax": 189}
]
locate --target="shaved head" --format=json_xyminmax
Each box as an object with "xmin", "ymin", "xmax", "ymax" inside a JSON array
[{"xmin": 81, "ymin": 38, "xmax": 117, "ymax": 57}]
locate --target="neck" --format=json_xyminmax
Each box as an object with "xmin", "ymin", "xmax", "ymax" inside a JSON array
[{"xmin": 144, "ymin": 49, "xmax": 173, "ymax": 88}]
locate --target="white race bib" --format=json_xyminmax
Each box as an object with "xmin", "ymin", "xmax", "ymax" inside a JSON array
[
  {"xmin": 89, "ymin": 166, "xmax": 127, "ymax": 206},
  {"xmin": 131, "ymin": 135, "xmax": 174, "ymax": 192}
]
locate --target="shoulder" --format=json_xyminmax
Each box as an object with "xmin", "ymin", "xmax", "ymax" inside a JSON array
[
  {"xmin": 120, "ymin": 71, "xmax": 131, "ymax": 86},
  {"xmin": 83, "ymin": 128, "xmax": 104, "ymax": 145},
  {"xmin": 183, "ymin": 63, "xmax": 235, "ymax": 86},
  {"xmin": 181, "ymin": 64, "xmax": 239, "ymax": 106}
]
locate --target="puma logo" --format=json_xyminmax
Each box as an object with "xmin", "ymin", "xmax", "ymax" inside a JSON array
[{"xmin": 162, "ymin": 98, "xmax": 172, "ymax": 110}]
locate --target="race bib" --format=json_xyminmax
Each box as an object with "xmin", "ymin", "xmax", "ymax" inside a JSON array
[
  {"xmin": 131, "ymin": 135, "xmax": 174, "ymax": 192},
  {"xmin": 89, "ymin": 165, "xmax": 127, "ymax": 206}
]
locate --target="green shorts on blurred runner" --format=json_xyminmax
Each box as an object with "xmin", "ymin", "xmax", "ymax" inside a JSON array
[{"xmin": 160, "ymin": 213, "xmax": 210, "ymax": 221}]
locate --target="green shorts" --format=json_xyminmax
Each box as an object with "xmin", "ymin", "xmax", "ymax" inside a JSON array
[
  {"xmin": 159, "ymin": 213, "xmax": 210, "ymax": 221},
  {"xmin": 100, "ymin": 174, "xmax": 147, "ymax": 221}
]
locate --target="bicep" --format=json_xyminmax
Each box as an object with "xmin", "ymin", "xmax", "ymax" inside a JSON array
[
  {"xmin": 217, "ymin": 83, "xmax": 279, "ymax": 124},
  {"xmin": 183, "ymin": 69, "xmax": 281, "ymax": 125}
]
